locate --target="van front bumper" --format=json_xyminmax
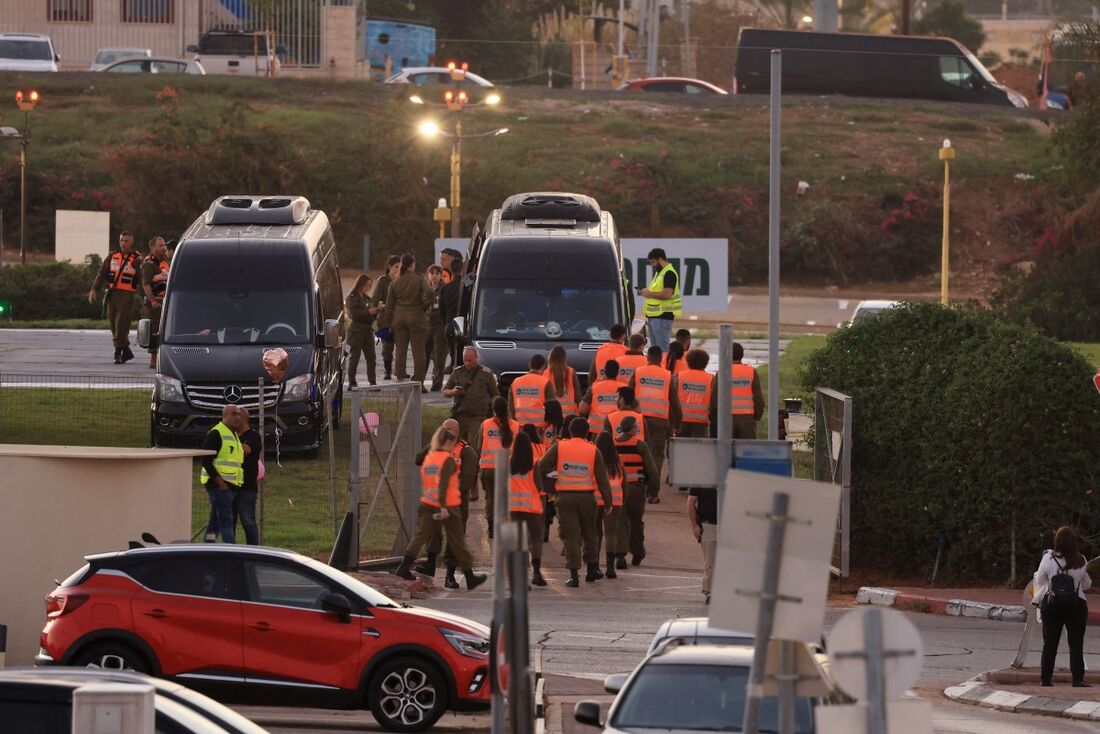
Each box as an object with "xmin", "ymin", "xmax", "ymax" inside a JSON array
[{"xmin": 152, "ymin": 400, "xmax": 323, "ymax": 451}]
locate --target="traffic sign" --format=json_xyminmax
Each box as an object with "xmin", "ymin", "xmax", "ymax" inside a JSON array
[
  {"xmin": 815, "ymin": 700, "xmax": 933, "ymax": 734},
  {"xmin": 826, "ymin": 608, "xmax": 923, "ymax": 701}
]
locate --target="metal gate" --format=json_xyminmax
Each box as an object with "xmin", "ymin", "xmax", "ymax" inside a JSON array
[
  {"xmin": 348, "ymin": 382, "xmax": 422, "ymax": 561},
  {"xmin": 815, "ymin": 386, "xmax": 852, "ymax": 578},
  {"xmin": 201, "ymin": 0, "xmax": 323, "ymax": 68}
]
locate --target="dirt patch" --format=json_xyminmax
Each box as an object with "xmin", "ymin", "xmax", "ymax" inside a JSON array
[{"xmin": 992, "ymin": 64, "xmax": 1041, "ymax": 109}]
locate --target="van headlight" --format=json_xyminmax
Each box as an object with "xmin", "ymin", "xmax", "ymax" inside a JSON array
[
  {"xmin": 282, "ymin": 373, "xmax": 313, "ymax": 402},
  {"xmin": 156, "ymin": 375, "xmax": 184, "ymax": 403},
  {"xmin": 439, "ymin": 628, "xmax": 490, "ymax": 660}
]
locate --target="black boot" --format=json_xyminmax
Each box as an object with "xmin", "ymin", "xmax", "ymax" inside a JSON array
[
  {"xmin": 444, "ymin": 565, "xmax": 459, "ymax": 589},
  {"xmin": 631, "ymin": 551, "xmax": 646, "ymax": 566},
  {"xmin": 566, "ymin": 569, "xmax": 580, "ymax": 588},
  {"xmin": 393, "ymin": 554, "xmax": 415, "ymax": 580},
  {"xmin": 384, "ymin": 363, "xmax": 393, "ymax": 380},
  {"xmin": 464, "ymin": 569, "xmax": 488, "ymax": 591},
  {"xmin": 586, "ymin": 563, "xmax": 604, "ymax": 582},
  {"xmin": 605, "ymin": 554, "xmax": 618, "ymax": 579},
  {"xmin": 414, "ymin": 552, "xmax": 437, "ymax": 576},
  {"xmin": 113, "ymin": 347, "xmax": 122, "ymax": 365},
  {"xmin": 531, "ymin": 559, "xmax": 547, "ymax": 587},
  {"xmin": 120, "ymin": 345, "xmax": 135, "ymax": 363},
  {"xmin": 616, "ymin": 554, "xmax": 628, "ymax": 570}
]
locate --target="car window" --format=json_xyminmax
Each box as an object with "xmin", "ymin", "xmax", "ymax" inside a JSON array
[
  {"xmin": 0, "ymin": 39, "xmax": 52, "ymax": 61},
  {"xmin": 643, "ymin": 81, "xmax": 686, "ymax": 93},
  {"xmin": 0, "ymin": 699, "xmax": 71, "ymax": 732},
  {"xmin": 685, "ymin": 83, "xmax": 705, "ymax": 94},
  {"xmin": 128, "ymin": 557, "xmax": 237, "ymax": 600},
  {"xmin": 151, "ymin": 61, "xmax": 186, "ymax": 74},
  {"xmin": 939, "ymin": 56, "xmax": 972, "ymax": 87},
  {"xmin": 107, "ymin": 61, "xmax": 145, "ymax": 73},
  {"xmin": 248, "ymin": 561, "xmax": 332, "ymax": 610}
]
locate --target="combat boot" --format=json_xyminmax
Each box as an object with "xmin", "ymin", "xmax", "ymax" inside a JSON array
[
  {"xmin": 605, "ymin": 553, "xmax": 618, "ymax": 579},
  {"xmin": 616, "ymin": 554, "xmax": 628, "ymax": 570},
  {"xmin": 444, "ymin": 566, "xmax": 459, "ymax": 589},
  {"xmin": 464, "ymin": 569, "xmax": 488, "ymax": 591},
  {"xmin": 393, "ymin": 554, "xmax": 415, "ymax": 580},
  {"xmin": 531, "ymin": 559, "xmax": 547, "ymax": 587},
  {"xmin": 120, "ymin": 345, "xmax": 135, "ymax": 363},
  {"xmin": 566, "ymin": 569, "xmax": 580, "ymax": 588},
  {"xmin": 113, "ymin": 347, "xmax": 122, "ymax": 365},
  {"xmin": 585, "ymin": 563, "xmax": 604, "ymax": 582},
  {"xmin": 414, "ymin": 552, "xmax": 437, "ymax": 576}
]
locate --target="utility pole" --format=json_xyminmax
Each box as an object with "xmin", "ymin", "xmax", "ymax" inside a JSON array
[{"xmin": 682, "ymin": 0, "xmax": 693, "ymax": 78}]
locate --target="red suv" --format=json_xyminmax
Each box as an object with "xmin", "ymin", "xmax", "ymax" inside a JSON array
[{"xmin": 37, "ymin": 545, "xmax": 490, "ymax": 732}]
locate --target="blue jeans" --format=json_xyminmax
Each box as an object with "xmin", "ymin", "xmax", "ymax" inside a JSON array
[
  {"xmin": 233, "ymin": 490, "xmax": 260, "ymax": 545},
  {"xmin": 205, "ymin": 486, "xmax": 237, "ymax": 544},
  {"xmin": 647, "ymin": 318, "xmax": 673, "ymax": 352}
]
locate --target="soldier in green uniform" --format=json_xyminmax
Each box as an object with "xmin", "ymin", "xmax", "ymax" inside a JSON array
[
  {"xmin": 344, "ymin": 273, "xmax": 378, "ymax": 387},
  {"xmin": 140, "ymin": 236, "xmax": 169, "ymax": 369},
  {"xmin": 370, "ymin": 255, "xmax": 401, "ymax": 380},
  {"xmin": 443, "ymin": 346, "xmax": 500, "ymax": 445},
  {"xmin": 425, "ymin": 264, "xmax": 447, "ymax": 391},
  {"xmin": 88, "ymin": 231, "xmax": 142, "ymax": 364},
  {"xmin": 385, "ymin": 253, "xmax": 433, "ymax": 387}
]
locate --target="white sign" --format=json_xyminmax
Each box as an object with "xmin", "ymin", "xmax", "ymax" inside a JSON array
[
  {"xmin": 827, "ymin": 608, "xmax": 924, "ymax": 701},
  {"xmin": 55, "ymin": 210, "xmax": 110, "ymax": 263},
  {"xmin": 815, "ymin": 701, "xmax": 933, "ymax": 734},
  {"xmin": 434, "ymin": 237, "xmax": 729, "ymax": 314},
  {"xmin": 709, "ymin": 469, "xmax": 841, "ymax": 643}
]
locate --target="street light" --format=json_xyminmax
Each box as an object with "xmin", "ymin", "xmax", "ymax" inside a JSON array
[
  {"xmin": 12, "ymin": 88, "xmax": 40, "ymax": 265},
  {"xmin": 939, "ymin": 138, "xmax": 955, "ymax": 305},
  {"xmin": 416, "ymin": 119, "xmax": 509, "ymax": 238}
]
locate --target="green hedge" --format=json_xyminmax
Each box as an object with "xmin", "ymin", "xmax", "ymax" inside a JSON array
[
  {"xmin": 0, "ymin": 259, "xmax": 114, "ymax": 321},
  {"xmin": 800, "ymin": 302, "xmax": 1100, "ymax": 583},
  {"xmin": 992, "ymin": 242, "xmax": 1100, "ymax": 342}
]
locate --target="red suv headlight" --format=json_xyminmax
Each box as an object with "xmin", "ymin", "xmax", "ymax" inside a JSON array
[{"xmin": 45, "ymin": 592, "xmax": 88, "ymax": 619}]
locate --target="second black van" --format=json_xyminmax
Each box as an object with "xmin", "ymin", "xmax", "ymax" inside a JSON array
[{"xmin": 734, "ymin": 28, "xmax": 1028, "ymax": 108}]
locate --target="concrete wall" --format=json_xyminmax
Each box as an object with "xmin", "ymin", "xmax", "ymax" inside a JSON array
[
  {"xmin": 0, "ymin": 445, "xmax": 205, "ymax": 666},
  {"xmin": 979, "ymin": 19, "xmax": 1051, "ymax": 62}
]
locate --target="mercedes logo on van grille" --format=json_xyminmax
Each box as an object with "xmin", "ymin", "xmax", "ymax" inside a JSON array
[{"xmin": 223, "ymin": 385, "xmax": 243, "ymax": 404}]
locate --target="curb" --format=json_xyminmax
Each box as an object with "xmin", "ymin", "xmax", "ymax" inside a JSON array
[
  {"xmin": 944, "ymin": 674, "xmax": 1100, "ymax": 721},
  {"xmin": 856, "ymin": 586, "xmax": 1028, "ymax": 623}
]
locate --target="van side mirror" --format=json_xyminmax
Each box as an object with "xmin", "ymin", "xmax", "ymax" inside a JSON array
[
  {"xmin": 573, "ymin": 701, "xmax": 603, "ymax": 727},
  {"xmin": 603, "ymin": 673, "xmax": 628, "ymax": 694},
  {"xmin": 54, "ymin": 53, "xmax": 61, "ymax": 62},
  {"xmin": 322, "ymin": 319, "xmax": 340, "ymax": 349},
  {"xmin": 137, "ymin": 319, "xmax": 157, "ymax": 349},
  {"xmin": 966, "ymin": 74, "xmax": 984, "ymax": 91},
  {"xmin": 462, "ymin": 273, "xmax": 476, "ymax": 288},
  {"xmin": 186, "ymin": 44, "xmax": 199, "ymax": 54},
  {"xmin": 320, "ymin": 592, "xmax": 352, "ymax": 623}
]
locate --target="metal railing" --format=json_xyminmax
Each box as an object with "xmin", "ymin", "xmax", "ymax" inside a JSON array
[{"xmin": 815, "ymin": 386, "xmax": 852, "ymax": 578}]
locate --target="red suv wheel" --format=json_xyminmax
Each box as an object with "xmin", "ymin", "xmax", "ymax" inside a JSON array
[{"xmin": 367, "ymin": 656, "xmax": 448, "ymax": 733}]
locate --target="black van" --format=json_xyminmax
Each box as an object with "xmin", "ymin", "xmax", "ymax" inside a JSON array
[
  {"xmin": 139, "ymin": 196, "xmax": 344, "ymax": 454},
  {"xmin": 734, "ymin": 28, "xmax": 1028, "ymax": 108},
  {"xmin": 451, "ymin": 193, "xmax": 634, "ymax": 392}
]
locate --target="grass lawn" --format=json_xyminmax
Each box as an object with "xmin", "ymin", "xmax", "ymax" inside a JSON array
[
  {"xmin": 1, "ymin": 319, "xmax": 110, "ymax": 329},
  {"xmin": 1071, "ymin": 342, "xmax": 1100, "ymax": 368}
]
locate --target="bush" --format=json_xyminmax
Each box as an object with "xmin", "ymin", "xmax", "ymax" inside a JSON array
[
  {"xmin": 0, "ymin": 259, "xmax": 110, "ymax": 320},
  {"xmin": 992, "ymin": 242, "xmax": 1100, "ymax": 341},
  {"xmin": 800, "ymin": 302, "xmax": 1100, "ymax": 582}
]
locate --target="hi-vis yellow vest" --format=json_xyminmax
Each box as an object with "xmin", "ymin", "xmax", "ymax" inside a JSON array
[
  {"xmin": 200, "ymin": 422, "xmax": 244, "ymax": 486},
  {"xmin": 643, "ymin": 263, "xmax": 682, "ymax": 318}
]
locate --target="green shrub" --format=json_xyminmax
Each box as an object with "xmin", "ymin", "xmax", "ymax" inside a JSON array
[
  {"xmin": 800, "ymin": 302, "xmax": 1100, "ymax": 582},
  {"xmin": 992, "ymin": 242, "xmax": 1100, "ymax": 341},
  {"xmin": 0, "ymin": 259, "xmax": 112, "ymax": 320}
]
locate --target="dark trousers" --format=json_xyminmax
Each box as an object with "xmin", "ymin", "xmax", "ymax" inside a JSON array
[
  {"xmin": 405, "ymin": 504, "xmax": 473, "ymax": 570},
  {"xmin": 511, "ymin": 511, "xmax": 544, "ymax": 561},
  {"xmin": 624, "ymin": 481, "xmax": 647, "ymax": 556},
  {"xmin": 232, "ymin": 489, "xmax": 260, "ymax": 545},
  {"xmin": 425, "ymin": 318, "xmax": 446, "ymax": 389},
  {"xmin": 205, "ymin": 483, "xmax": 236, "ymax": 544},
  {"xmin": 1041, "ymin": 597, "xmax": 1088, "ymax": 684},
  {"xmin": 106, "ymin": 290, "xmax": 135, "ymax": 348}
]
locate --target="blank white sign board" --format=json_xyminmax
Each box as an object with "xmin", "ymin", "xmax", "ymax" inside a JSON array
[
  {"xmin": 55, "ymin": 210, "xmax": 109, "ymax": 263},
  {"xmin": 709, "ymin": 469, "xmax": 841, "ymax": 643},
  {"xmin": 815, "ymin": 700, "xmax": 933, "ymax": 734}
]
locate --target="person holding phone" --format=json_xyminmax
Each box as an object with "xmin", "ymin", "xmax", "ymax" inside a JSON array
[{"xmin": 444, "ymin": 346, "xmax": 500, "ymax": 445}]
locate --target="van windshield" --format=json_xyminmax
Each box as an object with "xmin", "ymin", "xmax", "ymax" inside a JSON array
[
  {"xmin": 200, "ymin": 34, "xmax": 268, "ymax": 55},
  {"xmin": 163, "ymin": 247, "xmax": 312, "ymax": 345},
  {"xmin": 474, "ymin": 281, "xmax": 619, "ymax": 341}
]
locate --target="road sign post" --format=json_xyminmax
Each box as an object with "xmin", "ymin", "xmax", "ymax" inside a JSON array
[{"xmin": 491, "ymin": 448, "xmax": 509, "ymax": 734}]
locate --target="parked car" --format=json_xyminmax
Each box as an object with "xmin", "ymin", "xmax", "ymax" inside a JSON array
[
  {"xmin": 37, "ymin": 544, "xmax": 490, "ymax": 732},
  {"xmin": 646, "ymin": 617, "xmax": 753, "ymax": 654},
  {"xmin": 89, "ymin": 47, "xmax": 151, "ymax": 70},
  {"xmin": 385, "ymin": 66, "xmax": 495, "ymax": 88},
  {"xmin": 0, "ymin": 33, "xmax": 60, "ymax": 72},
  {"xmin": 850, "ymin": 299, "xmax": 901, "ymax": 324},
  {"xmin": 619, "ymin": 77, "xmax": 728, "ymax": 94},
  {"xmin": 0, "ymin": 667, "xmax": 269, "ymax": 734},
  {"xmin": 186, "ymin": 30, "xmax": 281, "ymax": 76},
  {"xmin": 100, "ymin": 57, "xmax": 206, "ymax": 75},
  {"xmin": 574, "ymin": 644, "xmax": 822, "ymax": 733}
]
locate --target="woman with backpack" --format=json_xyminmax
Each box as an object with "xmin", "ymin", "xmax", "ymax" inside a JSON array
[{"xmin": 1033, "ymin": 526, "xmax": 1092, "ymax": 687}]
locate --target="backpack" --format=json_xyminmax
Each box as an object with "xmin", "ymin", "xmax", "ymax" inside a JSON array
[{"xmin": 1048, "ymin": 555, "xmax": 1079, "ymax": 609}]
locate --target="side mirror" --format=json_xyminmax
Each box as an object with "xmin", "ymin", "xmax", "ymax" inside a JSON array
[
  {"xmin": 54, "ymin": 53, "xmax": 61, "ymax": 62},
  {"xmin": 186, "ymin": 44, "xmax": 199, "ymax": 54},
  {"xmin": 573, "ymin": 701, "xmax": 603, "ymax": 728},
  {"xmin": 137, "ymin": 319, "xmax": 157, "ymax": 349},
  {"xmin": 449, "ymin": 317, "xmax": 465, "ymax": 339},
  {"xmin": 462, "ymin": 272, "xmax": 476, "ymax": 288},
  {"xmin": 323, "ymin": 319, "xmax": 340, "ymax": 349},
  {"xmin": 603, "ymin": 673, "xmax": 628, "ymax": 694},
  {"xmin": 320, "ymin": 592, "xmax": 352, "ymax": 623},
  {"xmin": 966, "ymin": 74, "xmax": 984, "ymax": 91}
]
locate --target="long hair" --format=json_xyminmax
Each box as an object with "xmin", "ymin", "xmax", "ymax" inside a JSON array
[
  {"xmin": 520, "ymin": 422, "xmax": 542, "ymax": 446},
  {"xmin": 510, "ymin": 431, "xmax": 534, "ymax": 476},
  {"xmin": 548, "ymin": 346, "xmax": 570, "ymax": 395},
  {"xmin": 666, "ymin": 341, "xmax": 685, "ymax": 373},
  {"xmin": 543, "ymin": 400, "xmax": 563, "ymax": 434},
  {"xmin": 399, "ymin": 252, "xmax": 415, "ymax": 274},
  {"xmin": 595, "ymin": 431, "xmax": 623, "ymax": 480},
  {"xmin": 492, "ymin": 396, "xmax": 513, "ymax": 448},
  {"xmin": 1053, "ymin": 526, "xmax": 1086, "ymax": 569},
  {"xmin": 430, "ymin": 426, "xmax": 456, "ymax": 452}
]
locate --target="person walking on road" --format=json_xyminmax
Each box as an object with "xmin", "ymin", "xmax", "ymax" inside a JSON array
[
  {"xmin": 616, "ymin": 333, "xmax": 648, "ymax": 385},
  {"xmin": 688, "ymin": 483, "xmax": 719, "ymax": 605},
  {"xmin": 234, "ymin": 407, "xmax": 262, "ymax": 545},
  {"xmin": 394, "ymin": 426, "xmax": 488, "ymax": 591},
  {"xmin": 345, "ymin": 274, "xmax": 378, "ymax": 387},
  {"xmin": 593, "ymin": 431, "xmax": 625, "ymax": 579},
  {"xmin": 676, "ymin": 349, "xmax": 716, "ymax": 440},
  {"xmin": 88, "ymin": 231, "xmax": 142, "ymax": 364},
  {"xmin": 724, "ymin": 342, "xmax": 765, "ymax": 439},
  {"xmin": 509, "ymin": 354, "xmax": 554, "ymax": 424},
  {"xmin": 385, "ymin": 253, "xmax": 433, "ymax": 388},
  {"xmin": 547, "ymin": 346, "xmax": 582, "ymax": 420},
  {"xmin": 474, "ymin": 397, "xmax": 519, "ymax": 539},
  {"xmin": 440, "ymin": 258, "xmax": 463, "ymax": 372},
  {"xmin": 663, "ymin": 340, "xmax": 687, "ymax": 376},
  {"xmin": 509, "ymin": 430, "xmax": 548, "ymax": 587},
  {"xmin": 415, "ymin": 418, "xmax": 479, "ymax": 589},
  {"xmin": 630, "ymin": 345, "xmax": 681, "ymax": 495},
  {"xmin": 638, "ymin": 248, "xmax": 681, "ymax": 351},
  {"xmin": 371, "ymin": 255, "xmax": 401, "ymax": 380},
  {"xmin": 444, "ymin": 346, "xmax": 500, "ymax": 445},
  {"xmin": 140, "ymin": 236, "xmax": 169, "ymax": 369},
  {"xmin": 200, "ymin": 405, "xmax": 245, "ymax": 544},
  {"xmin": 537, "ymin": 401, "xmax": 564, "ymax": 542},
  {"xmin": 589, "ymin": 324, "xmax": 628, "ymax": 384},
  {"xmin": 580, "ymin": 359, "xmax": 624, "ymax": 437},
  {"xmin": 608, "ymin": 413, "xmax": 658, "ymax": 567},
  {"xmin": 425, "ymin": 264, "xmax": 447, "ymax": 391},
  {"xmin": 1034, "ymin": 526, "xmax": 1092, "ymax": 688},
  {"xmin": 539, "ymin": 417, "xmax": 611, "ymax": 587}
]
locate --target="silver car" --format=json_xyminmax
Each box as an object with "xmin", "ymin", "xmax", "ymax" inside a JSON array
[
  {"xmin": 90, "ymin": 47, "xmax": 152, "ymax": 70},
  {"xmin": 100, "ymin": 57, "xmax": 206, "ymax": 75},
  {"xmin": 647, "ymin": 617, "xmax": 754, "ymax": 655}
]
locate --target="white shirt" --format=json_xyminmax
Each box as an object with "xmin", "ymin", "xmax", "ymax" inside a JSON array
[{"xmin": 1033, "ymin": 550, "xmax": 1092, "ymax": 603}]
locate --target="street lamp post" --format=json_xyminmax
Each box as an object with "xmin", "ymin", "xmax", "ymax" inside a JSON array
[
  {"xmin": 939, "ymin": 138, "xmax": 955, "ymax": 305},
  {"xmin": 15, "ymin": 89, "xmax": 40, "ymax": 265},
  {"xmin": 451, "ymin": 116, "xmax": 462, "ymax": 238}
]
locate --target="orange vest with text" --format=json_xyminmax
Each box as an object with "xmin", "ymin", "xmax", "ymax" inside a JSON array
[
  {"xmin": 596, "ymin": 471, "xmax": 624, "ymax": 508},
  {"xmin": 509, "ymin": 469, "xmax": 542, "ymax": 514},
  {"xmin": 677, "ymin": 369, "xmax": 714, "ymax": 424},
  {"xmin": 511, "ymin": 372, "xmax": 550, "ymax": 424},
  {"xmin": 616, "ymin": 353, "xmax": 647, "ymax": 385},
  {"xmin": 550, "ymin": 367, "xmax": 578, "ymax": 416},
  {"xmin": 608, "ymin": 409, "xmax": 647, "ymax": 484},
  {"xmin": 420, "ymin": 450, "xmax": 460, "ymax": 508},
  {"xmin": 555, "ymin": 438, "xmax": 598, "ymax": 492},
  {"xmin": 593, "ymin": 342, "xmax": 628, "ymax": 380},
  {"xmin": 633, "ymin": 364, "xmax": 672, "ymax": 420},
  {"xmin": 108, "ymin": 251, "xmax": 140, "ymax": 292},
  {"xmin": 731, "ymin": 363, "xmax": 756, "ymax": 416},
  {"xmin": 479, "ymin": 418, "xmax": 521, "ymax": 469},
  {"xmin": 587, "ymin": 379, "xmax": 622, "ymax": 435}
]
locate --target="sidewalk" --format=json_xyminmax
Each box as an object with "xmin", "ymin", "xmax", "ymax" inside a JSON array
[
  {"xmin": 946, "ymin": 668, "xmax": 1100, "ymax": 722},
  {"xmin": 857, "ymin": 586, "xmax": 1100, "ymax": 625}
]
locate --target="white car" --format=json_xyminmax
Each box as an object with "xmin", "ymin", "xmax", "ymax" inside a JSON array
[
  {"xmin": 647, "ymin": 617, "xmax": 753, "ymax": 655},
  {"xmin": 100, "ymin": 57, "xmax": 206, "ymax": 75},
  {"xmin": 850, "ymin": 299, "xmax": 901, "ymax": 324},
  {"xmin": 89, "ymin": 47, "xmax": 151, "ymax": 71},
  {"xmin": 0, "ymin": 33, "xmax": 59, "ymax": 72},
  {"xmin": 385, "ymin": 66, "xmax": 495, "ymax": 88}
]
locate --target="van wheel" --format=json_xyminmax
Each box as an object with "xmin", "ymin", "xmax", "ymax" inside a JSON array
[
  {"xmin": 367, "ymin": 656, "xmax": 447, "ymax": 733},
  {"xmin": 73, "ymin": 642, "xmax": 150, "ymax": 673}
]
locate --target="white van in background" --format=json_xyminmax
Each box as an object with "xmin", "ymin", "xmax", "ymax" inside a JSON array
[
  {"xmin": 0, "ymin": 33, "xmax": 60, "ymax": 72},
  {"xmin": 186, "ymin": 30, "xmax": 281, "ymax": 76}
]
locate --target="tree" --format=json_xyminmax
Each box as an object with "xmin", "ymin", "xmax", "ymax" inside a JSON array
[{"xmin": 912, "ymin": 0, "xmax": 985, "ymax": 53}]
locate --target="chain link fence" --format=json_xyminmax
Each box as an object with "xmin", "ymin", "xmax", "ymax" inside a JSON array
[
  {"xmin": 814, "ymin": 386, "xmax": 852, "ymax": 578},
  {"xmin": 348, "ymin": 382, "xmax": 423, "ymax": 562}
]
